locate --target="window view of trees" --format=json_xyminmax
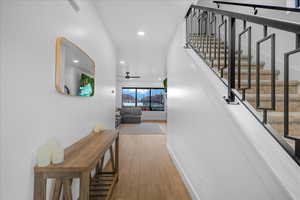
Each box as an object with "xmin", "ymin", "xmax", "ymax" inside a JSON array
[
  {"xmin": 122, "ymin": 88, "xmax": 136, "ymax": 107},
  {"xmin": 150, "ymin": 89, "xmax": 164, "ymax": 111},
  {"xmin": 122, "ymin": 88, "xmax": 165, "ymax": 111},
  {"xmin": 137, "ymin": 89, "xmax": 151, "ymax": 111}
]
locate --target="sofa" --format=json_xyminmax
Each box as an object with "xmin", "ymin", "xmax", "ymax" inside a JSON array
[{"xmin": 120, "ymin": 107, "xmax": 142, "ymax": 123}]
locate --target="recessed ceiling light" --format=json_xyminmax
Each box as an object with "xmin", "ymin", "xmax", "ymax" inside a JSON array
[
  {"xmin": 120, "ymin": 61, "xmax": 125, "ymax": 64},
  {"xmin": 137, "ymin": 31, "xmax": 145, "ymax": 36},
  {"xmin": 73, "ymin": 60, "xmax": 79, "ymax": 63},
  {"xmin": 158, "ymin": 78, "xmax": 162, "ymax": 81}
]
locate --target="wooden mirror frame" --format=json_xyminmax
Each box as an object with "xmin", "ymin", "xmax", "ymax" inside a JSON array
[{"xmin": 55, "ymin": 37, "xmax": 96, "ymax": 96}]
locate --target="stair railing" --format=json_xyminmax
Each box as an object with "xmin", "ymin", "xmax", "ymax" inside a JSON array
[{"xmin": 185, "ymin": 4, "xmax": 300, "ymax": 165}]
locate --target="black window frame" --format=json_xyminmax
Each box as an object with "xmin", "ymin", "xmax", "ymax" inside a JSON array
[{"xmin": 122, "ymin": 87, "xmax": 165, "ymax": 111}]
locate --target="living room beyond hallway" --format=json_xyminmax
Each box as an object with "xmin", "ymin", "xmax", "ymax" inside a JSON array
[
  {"xmin": 107, "ymin": 133, "xmax": 190, "ymax": 200},
  {"xmin": 118, "ymin": 122, "xmax": 167, "ymax": 135}
]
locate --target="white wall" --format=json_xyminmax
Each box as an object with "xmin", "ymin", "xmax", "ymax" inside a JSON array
[
  {"xmin": 0, "ymin": 0, "xmax": 116, "ymax": 199},
  {"xmin": 116, "ymin": 80, "xmax": 167, "ymax": 120},
  {"xmin": 0, "ymin": 0, "xmax": 3, "ymax": 198},
  {"xmin": 167, "ymin": 21, "xmax": 300, "ymax": 200},
  {"xmin": 196, "ymin": 0, "xmax": 300, "ymax": 80}
]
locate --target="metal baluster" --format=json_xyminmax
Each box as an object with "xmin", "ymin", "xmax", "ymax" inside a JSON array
[
  {"xmin": 297, "ymin": 34, "xmax": 300, "ymax": 49},
  {"xmin": 197, "ymin": 10, "xmax": 202, "ymax": 49},
  {"xmin": 227, "ymin": 17, "xmax": 236, "ymax": 102},
  {"xmin": 202, "ymin": 12, "xmax": 208, "ymax": 57},
  {"xmin": 256, "ymin": 33, "xmax": 276, "ymax": 124},
  {"xmin": 218, "ymin": 18, "xmax": 227, "ymax": 74},
  {"xmin": 205, "ymin": 13, "xmax": 210, "ymax": 59},
  {"xmin": 284, "ymin": 45, "xmax": 300, "ymax": 156},
  {"xmin": 198, "ymin": 11, "xmax": 202, "ymax": 50},
  {"xmin": 214, "ymin": 14, "xmax": 217, "ymax": 61},
  {"xmin": 238, "ymin": 26, "xmax": 252, "ymax": 101},
  {"xmin": 220, "ymin": 19, "xmax": 228, "ymax": 78},
  {"xmin": 191, "ymin": 8, "xmax": 194, "ymax": 44},
  {"xmin": 209, "ymin": 13, "xmax": 216, "ymax": 63}
]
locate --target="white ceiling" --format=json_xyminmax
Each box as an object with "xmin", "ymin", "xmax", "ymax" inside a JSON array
[{"xmin": 93, "ymin": 0, "xmax": 192, "ymax": 82}]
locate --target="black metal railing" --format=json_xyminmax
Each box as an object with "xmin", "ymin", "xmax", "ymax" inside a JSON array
[
  {"xmin": 185, "ymin": 3, "xmax": 300, "ymax": 165},
  {"xmin": 213, "ymin": 1, "xmax": 300, "ymax": 14}
]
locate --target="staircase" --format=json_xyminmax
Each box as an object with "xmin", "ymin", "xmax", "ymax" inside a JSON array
[{"xmin": 189, "ymin": 35, "xmax": 300, "ymax": 146}]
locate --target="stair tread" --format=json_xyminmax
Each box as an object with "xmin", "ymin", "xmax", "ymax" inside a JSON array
[
  {"xmin": 213, "ymin": 61, "xmax": 265, "ymax": 67},
  {"xmin": 266, "ymin": 112, "xmax": 300, "ymax": 122},
  {"xmin": 223, "ymin": 69, "xmax": 279, "ymax": 74},
  {"xmin": 240, "ymin": 80, "xmax": 299, "ymax": 86},
  {"xmin": 246, "ymin": 94, "xmax": 300, "ymax": 101}
]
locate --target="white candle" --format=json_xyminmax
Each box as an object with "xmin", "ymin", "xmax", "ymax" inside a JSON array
[
  {"xmin": 52, "ymin": 146, "xmax": 64, "ymax": 164},
  {"xmin": 94, "ymin": 123, "xmax": 106, "ymax": 133},
  {"xmin": 37, "ymin": 145, "xmax": 51, "ymax": 167}
]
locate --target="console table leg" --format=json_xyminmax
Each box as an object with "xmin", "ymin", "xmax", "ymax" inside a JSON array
[
  {"xmin": 34, "ymin": 173, "xmax": 46, "ymax": 200},
  {"xmin": 99, "ymin": 155, "xmax": 105, "ymax": 174},
  {"xmin": 79, "ymin": 171, "xmax": 90, "ymax": 200},
  {"xmin": 63, "ymin": 179, "xmax": 73, "ymax": 200},
  {"xmin": 115, "ymin": 133, "xmax": 119, "ymax": 182},
  {"xmin": 52, "ymin": 179, "xmax": 62, "ymax": 200},
  {"xmin": 109, "ymin": 146, "xmax": 115, "ymax": 172}
]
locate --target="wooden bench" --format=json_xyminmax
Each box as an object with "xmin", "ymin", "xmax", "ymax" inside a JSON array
[{"xmin": 34, "ymin": 130, "xmax": 119, "ymax": 200}]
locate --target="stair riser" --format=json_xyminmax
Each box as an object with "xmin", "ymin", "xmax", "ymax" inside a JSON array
[
  {"xmin": 191, "ymin": 37, "xmax": 222, "ymax": 40},
  {"xmin": 213, "ymin": 56, "xmax": 249, "ymax": 60},
  {"xmin": 215, "ymin": 66, "xmax": 261, "ymax": 70},
  {"xmin": 191, "ymin": 44, "xmax": 226, "ymax": 49},
  {"xmin": 191, "ymin": 36, "xmax": 219, "ymax": 39},
  {"xmin": 248, "ymin": 101, "xmax": 300, "ymax": 112},
  {"xmin": 242, "ymin": 86, "xmax": 298, "ymax": 94},
  {"xmin": 198, "ymin": 42, "xmax": 225, "ymax": 45},
  {"xmin": 268, "ymin": 123, "xmax": 300, "ymax": 138},
  {"xmin": 199, "ymin": 51, "xmax": 241, "ymax": 55},
  {"xmin": 191, "ymin": 39, "xmax": 224, "ymax": 43},
  {"xmin": 214, "ymin": 64, "xmax": 263, "ymax": 69},
  {"xmin": 223, "ymin": 73, "xmax": 278, "ymax": 80}
]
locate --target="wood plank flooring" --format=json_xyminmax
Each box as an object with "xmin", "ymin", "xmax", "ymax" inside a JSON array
[{"xmin": 109, "ymin": 134, "xmax": 191, "ymax": 200}]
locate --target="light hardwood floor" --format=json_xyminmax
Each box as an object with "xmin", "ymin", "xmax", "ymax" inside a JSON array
[{"xmin": 109, "ymin": 134, "xmax": 191, "ymax": 200}]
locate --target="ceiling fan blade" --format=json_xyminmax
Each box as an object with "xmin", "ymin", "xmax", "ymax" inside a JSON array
[{"xmin": 130, "ymin": 76, "xmax": 141, "ymax": 78}]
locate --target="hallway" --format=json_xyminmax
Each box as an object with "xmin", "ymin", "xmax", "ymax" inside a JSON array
[{"xmin": 109, "ymin": 134, "xmax": 191, "ymax": 200}]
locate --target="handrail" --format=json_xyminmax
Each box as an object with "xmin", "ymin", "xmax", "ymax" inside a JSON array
[
  {"xmin": 186, "ymin": 5, "xmax": 300, "ymax": 34},
  {"xmin": 185, "ymin": 4, "xmax": 300, "ymax": 165},
  {"xmin": 213, "ymin": 1, "xmax": 300, "ymax": 13}
]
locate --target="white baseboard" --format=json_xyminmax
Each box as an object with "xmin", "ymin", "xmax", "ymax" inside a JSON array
[{"xmin": 167, "ymin": 143, "xmax": 201, "ymax": 200}]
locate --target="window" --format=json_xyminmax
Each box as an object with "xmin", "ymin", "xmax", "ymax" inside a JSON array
[
  {"xmin": 297, "ymin": 0, "xmax": 300, "ymax": 7},
  {"xmin": 150, "ymin": 89, "xmax": 165, "ymax": 111},
  {"xmin": 137, "ymin": 89, "xmax": 150, "ymax": 111},
  {"xmin": 122, "ymin": 88, "xmax": 136, "ymax": 107},
  {"xmin": 122, "ymin": 88, "xmax": 165, "ymax": 111}
]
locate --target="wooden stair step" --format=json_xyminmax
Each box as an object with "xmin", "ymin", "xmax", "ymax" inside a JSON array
[
  {"xmin": 241, "ymin": 80, "xmax": 299, "ymax": 87},
  {"xmin": 213, "ymin": 55, "xmax": 249, "ymax": 60},
  {"xmin": 199, "ymin": 41, "xmax": 225, "ymax": 45},
  {"xmin": 247, "ymin": 94, "xmax": 300, "ymax": 112},
  {"xmin": 265, "ymin": 112, "xmax": 300, "ymax": 139},
  {"xmin": 198, "ymin": 49, "xmax": 241, "ymax": 54},
  {"xmin": 191, "ymin": 36, "xmax": 219, "ymax": 40},
  {"xmin": 216, "ymin": 60, "xmax": 265, "ymax": 66},
  {"xmin": 223, "ymin": 69, "xmax": 279, "ymax": 80},
  {"xmin": 240, "ymin": 80, "xmax": 299, "ymax": 94},
  {"xmin": 191, "ymin": 43, "xmax": 226, "ymax": 48},
  {"xmin": 213, "ymin": 63, "xmax": 265, "ymax": 70}
]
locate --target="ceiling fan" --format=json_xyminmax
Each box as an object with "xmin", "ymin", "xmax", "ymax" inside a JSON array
[{"xmin": 123, "ymin": 72, "xmax": 141, "ymax": 79}]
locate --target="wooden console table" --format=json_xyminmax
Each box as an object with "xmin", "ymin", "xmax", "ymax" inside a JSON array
[{"xmin": 34, "ymin": 130, "xmax": 119, "ymax": 200}]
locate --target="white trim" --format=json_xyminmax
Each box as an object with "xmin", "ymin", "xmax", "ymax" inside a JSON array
[{"xmin": 167, "ymin": 143, "xmax": 201, "ymax": 200}]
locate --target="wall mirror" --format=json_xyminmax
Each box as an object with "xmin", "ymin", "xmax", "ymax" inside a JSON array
[{"xmin": 55, "ymin": 37, "xmax": 95, "ymax": 97}]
